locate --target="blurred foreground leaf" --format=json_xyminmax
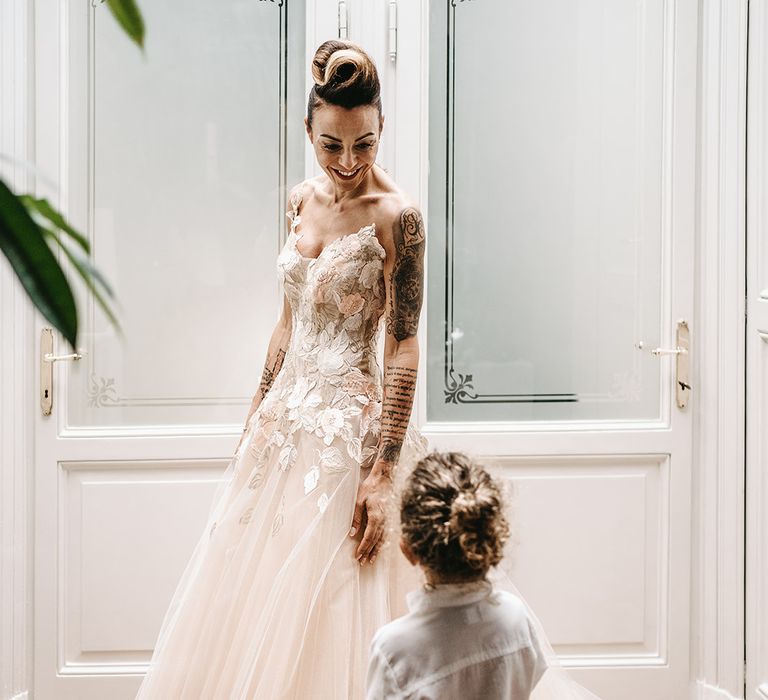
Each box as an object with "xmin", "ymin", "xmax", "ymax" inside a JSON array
[
  {"xmin": 105, "ymin": 0, "xmax": 145, "ymax": 50},
  {"xmin": 0, "ymin": 179, "xmax": 78, "ymax": 347},
  {"xmin": 1, "ymin": 181, "xmax": 122, "ymax": 348}
]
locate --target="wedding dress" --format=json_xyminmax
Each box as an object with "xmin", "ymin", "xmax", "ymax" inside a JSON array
[{"xmin": 135, "ymin": 188, "xmax": 602, "ymax": 700}]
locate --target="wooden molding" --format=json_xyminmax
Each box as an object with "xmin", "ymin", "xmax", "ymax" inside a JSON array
[
  {"xmin": 0, "ymin": 0, "xmax": 34, "ymax": 696},
  {"xmin": 692, "ymin": 0, "xmax": 748, "ymax": 696}
]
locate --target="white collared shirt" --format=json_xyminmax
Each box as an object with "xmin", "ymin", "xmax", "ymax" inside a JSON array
[{"xmin": 366, "ymin": 581, "xmax": 547, "ymax": 700}]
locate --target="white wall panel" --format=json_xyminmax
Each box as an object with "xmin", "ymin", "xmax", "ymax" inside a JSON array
[
  {"xmin": 490, "ymin": 456, "xmax": 666, "ymax": 661},
  {"xmin": 60, "ymin": 461, "xmax": 226, "ymax": 668}
]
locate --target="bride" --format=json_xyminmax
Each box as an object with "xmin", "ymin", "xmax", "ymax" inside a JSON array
[
  {"xmin": 136, "ymin": 39, "xmax": 429, "ymax": 699},
  {"xmin": 136, "ymin": 39, "xmax": 602, "ymax": 700}
]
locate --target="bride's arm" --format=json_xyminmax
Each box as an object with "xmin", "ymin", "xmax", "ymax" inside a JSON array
[
  {"xmin": 378, "ymin": 206, "xmax": 425, "ymax": 473},
  {"xmin": 236, "ymin": 294, "xmax": 292, "ymax": 446},
  {"xmin": 236, "ymin": 183, "xmax": 303, "ymax": 447},
  {"xmin": 351, "ymin": 205, "xmax": 425, "ymax": 564}
]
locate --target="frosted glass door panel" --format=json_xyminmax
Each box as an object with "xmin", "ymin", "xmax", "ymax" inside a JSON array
[
  {"xmin": 67, "ymin": 0, "xmax": 305, "ymax": 428},
  {"xmin": 427, "ymin": 0, "xmax": 665, "ymax": 423}
]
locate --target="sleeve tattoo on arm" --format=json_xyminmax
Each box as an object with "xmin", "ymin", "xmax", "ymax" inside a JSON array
[
  {"xmin": 378, "ymin": 207, "xmax": 425, "ymax": 468},
  {"xmin": 386, "ymin": 207, "xmax": 425, "ymax": 342}
]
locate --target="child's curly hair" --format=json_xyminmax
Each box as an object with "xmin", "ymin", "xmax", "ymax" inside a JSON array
[{"xmin": 400, "ymin": 451, "xmax": 510, "ymax": 581}]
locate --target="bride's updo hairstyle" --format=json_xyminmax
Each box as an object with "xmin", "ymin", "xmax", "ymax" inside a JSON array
[
  {"xmin": 400, "ymin": 452, "xmax": 510, "ymax": 582},
  {"xmin": 306, "ymin": 40, "xmax": 382, "ymax": 129}
]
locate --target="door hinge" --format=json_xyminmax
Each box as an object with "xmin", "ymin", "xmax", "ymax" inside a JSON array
[
  {"xmin": 338, "ymin": 0, "xmax": 348, "ymax": 39},
  {"xmin": 388, "ymin": 1, "xmax": 398, "ymax": 62}
]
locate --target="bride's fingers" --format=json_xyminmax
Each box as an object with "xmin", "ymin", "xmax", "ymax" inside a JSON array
[
  {"xmin": 368, "ymin": 533, "xmax": 385, "ymax": 564},
  {"xmin": 349, "ymin": 496, "xmax": 365, "ymax": 538},
  {"xmin": 356, "ymin": 516, "xmax": 383, "ymax": 561},
  {"xmin": 358, "ymin": 524, "xmax": 384, "ymax": 563},
  {"xmin": 356, "ymin": 520, "xmax": 376, "ymax": 560}
]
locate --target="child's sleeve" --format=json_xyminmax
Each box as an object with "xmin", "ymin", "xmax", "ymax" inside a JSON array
[
  {"xmin": 366, "ymin": 634, "xmax": 402, "ymax": 700},
  {"xmin": 526, "ymin": 616, "xmax": 549, "ymax": 691}
]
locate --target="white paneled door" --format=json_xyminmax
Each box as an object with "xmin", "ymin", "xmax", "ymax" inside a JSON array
[
  {"xmin": 389, "ymin": 2, "xmax": 697, "ymax": 699},
  {"xmin": 747, "ymin": 1, "xmax": 768, "ymax": 697},
  {"xmin": 33, "ymin": 0, "xmax": 310, "ymax": 697}
]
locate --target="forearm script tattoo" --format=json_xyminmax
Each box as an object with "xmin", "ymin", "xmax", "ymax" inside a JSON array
[
  {"xmin": 378, "ymin": 364, "xmax": 418, "ymax": 467},
  {"xmin": 386, "ymin": 208, "xmax": 425, "ymax": 342},
  {"xmin": 258, "ymin": 348, "xmax": 286, "ymax": 400}
]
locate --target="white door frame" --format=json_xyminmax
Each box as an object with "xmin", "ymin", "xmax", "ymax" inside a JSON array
[
  {"xmin": 0, "ymin": 0, "xmax": 35, "ymax": 698},
  {"xmin": 694, "ymin": 0, "xmax": 748, "ymax": 699},
  {"xmin": 746, "ymin": 1, "xmax": 768, "ymax": 699}
]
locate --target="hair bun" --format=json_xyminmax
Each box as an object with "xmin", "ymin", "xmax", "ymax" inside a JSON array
[
  {"xmin": 312, "ymin": 47, "xmax": 373, "ymax": 89},
  {"xmin": 400, "ymin": 452, "xmax": 511, "ymax": 581},
  {"xmin": 449, "ymin": 485, "xmax": 494, "ymax": 526},
  {"xmin": 307, "ymin": 40, "xmax": 381, "ymax": 118}
]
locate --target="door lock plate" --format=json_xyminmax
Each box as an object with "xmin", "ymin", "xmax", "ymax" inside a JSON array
[
  {"xmin": 40, "ymin": 328, "xmax": 53, "ymax": 415},
  {"xmin": 675, "ymin": 320, "xmax": 690, "ymax": 409}
]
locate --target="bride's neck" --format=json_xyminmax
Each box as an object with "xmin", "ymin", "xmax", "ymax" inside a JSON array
[{"xmin": 326, "ymin": 167, "xmax": 377, "ymax": 206}]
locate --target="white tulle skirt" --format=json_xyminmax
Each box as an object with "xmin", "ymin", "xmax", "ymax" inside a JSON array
[{"xmin": 135, "ymin": 415, "xmax": 601, "ymax": 700}]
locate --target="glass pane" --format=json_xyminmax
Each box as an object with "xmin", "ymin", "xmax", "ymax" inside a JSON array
[
  {"xmin": 427, "ymin": 0, "xmax": 664, "ymax": 423},
  {"xmin": 68, "ymin": 0, "xmax": 306, "ymax": 428}
]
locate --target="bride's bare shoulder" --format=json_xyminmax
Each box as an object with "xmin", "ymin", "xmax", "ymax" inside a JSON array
[
  {"xmin": 288, "ymin": 176, "xmax": 325, "ymax": 206},
  {"xmin": 374, "ymin": 189, "xmax": 425, "ymax": 254}
]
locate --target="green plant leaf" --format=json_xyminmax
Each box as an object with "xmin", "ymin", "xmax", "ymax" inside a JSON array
[
  {"xmin": 20, "ymin": 195, "xmax": 90, "ymax": 253},
  {"xmin": 42, "ymin": 227, "xmax": 122, "ymax": 333},
  {"xmin": 106, "ymin": 0, "xmax": 145, "ymax": 50},
  {"xmin": 0, "ymin": 178, "xmax": 78, "ymax": 347},
  {"xmin": 20, "ymin": 195, "xmax": 115, "ymax": 298}
]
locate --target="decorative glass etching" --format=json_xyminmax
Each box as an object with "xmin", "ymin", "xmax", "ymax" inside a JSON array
[
  {"xmin": 427, "ymin": 0, "xmax": 666, "ymax": 422},
  {"xmin": 67, "ymin": 0, "xmax": 306, "ymax": 428}
]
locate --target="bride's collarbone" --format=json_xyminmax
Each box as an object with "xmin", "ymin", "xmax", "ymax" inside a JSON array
[{"xmin": 297, "ymin": 208, "xmax": 374, "ymax": 238}]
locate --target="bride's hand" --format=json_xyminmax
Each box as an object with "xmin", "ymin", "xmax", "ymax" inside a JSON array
[{"xmin": 350, "ymin": 469, "xmax": 393, "ymax": 565}]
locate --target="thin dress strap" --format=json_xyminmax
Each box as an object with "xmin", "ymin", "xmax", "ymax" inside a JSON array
[{"xmin": 287, "ymin": 186, "xmax": 303, "ymax": 233}]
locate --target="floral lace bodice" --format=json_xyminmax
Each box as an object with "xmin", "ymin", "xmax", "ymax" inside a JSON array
[
  {"xmin": 278, "ymin": 187, "xmax": 387, "ymax": 381},
  {"xmin": 243, "ymin": 187, "xmax": 388, "ymax": 475}
]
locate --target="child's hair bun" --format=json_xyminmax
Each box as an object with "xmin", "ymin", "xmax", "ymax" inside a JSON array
[
  {"xmin": 400, "ymin": 452, "xmax": 510, "ymax": 580},
  {"xmin": 450, "ymin": 481, "xmax": 504, "ymax": 572}
]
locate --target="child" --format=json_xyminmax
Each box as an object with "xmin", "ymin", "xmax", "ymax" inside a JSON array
[{"xmin": 366, "ymin": 451, "xmax": 548, "ymax": 700}]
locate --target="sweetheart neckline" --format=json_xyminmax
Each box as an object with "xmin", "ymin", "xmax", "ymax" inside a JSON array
[{"xmin": 291, "ymin": 223, "xmax": 384, "ymax": 262}]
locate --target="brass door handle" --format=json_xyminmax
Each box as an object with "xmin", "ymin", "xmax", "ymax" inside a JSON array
[
  {"xmin": 41, "ymin": 328, "xmax": 86, "ymax": 416},
  {"xmin": 651, "ymin": 320, "xmax": 690, "ymax": 409},
  {"xmin": 651, "ymin": 346, "xmax": 688, "ymax": 356},
  {"xmin": 43, "ymin": 351, "xmax": 84, "ymax": 363}
]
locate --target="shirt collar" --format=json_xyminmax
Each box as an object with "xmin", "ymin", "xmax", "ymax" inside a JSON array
[{"xmin": 406, "ymin": 579, "xmax": 494, "ymax": 613}]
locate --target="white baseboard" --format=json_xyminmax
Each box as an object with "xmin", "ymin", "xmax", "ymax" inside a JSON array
[
  {"xmin": 697, "ymin": 680, "xmax": 743, "ymax": 700},
  {"xmin": 7, "ymin": 692, "xmax": 29, "ymax": 700}
]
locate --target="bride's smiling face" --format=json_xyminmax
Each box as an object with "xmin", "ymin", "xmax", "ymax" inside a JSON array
[{"xmin": 305, "ymin": 103, "xmax": 383, "ymax": 189}]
